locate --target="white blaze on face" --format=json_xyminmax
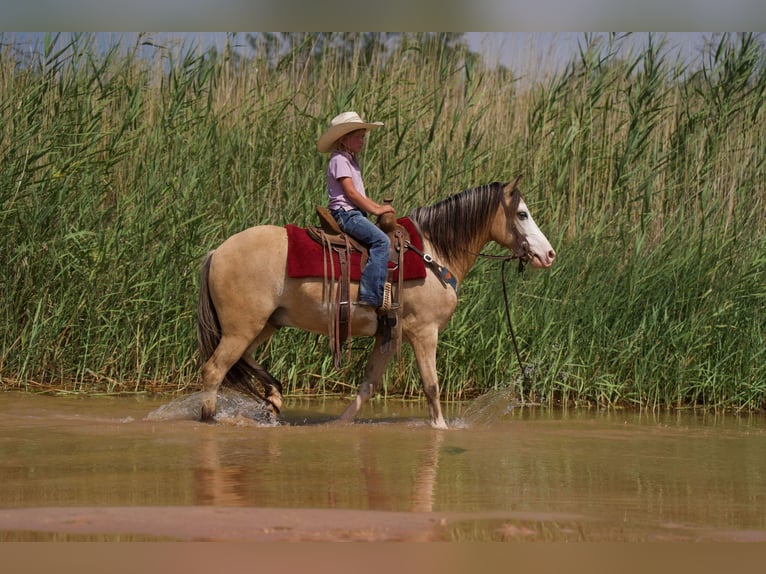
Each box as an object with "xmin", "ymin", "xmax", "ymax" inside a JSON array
[{"xmin": 517, "ymin": 198, "xmax": 556, "ymax": 269}]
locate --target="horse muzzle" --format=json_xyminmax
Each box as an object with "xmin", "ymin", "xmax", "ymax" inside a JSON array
[
  {"xmin": 519, "ymin": 238, "xmax": 556, "ymax": 268},
  {"xmin": 529, "ymin": 247, "xmax": 556, "ymax": 268}
]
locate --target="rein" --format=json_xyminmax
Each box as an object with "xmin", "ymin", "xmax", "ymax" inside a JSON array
[
  {"xmin": 499, "ymin": 256, "xmax": 528, "ymax": 395},
  {"xmin": 476, "ymin": 252, "xmax": 529, "ymax": 396}
]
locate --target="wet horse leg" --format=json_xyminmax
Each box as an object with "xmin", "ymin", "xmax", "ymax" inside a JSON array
[
  {"xmin": 243, "ymin": 324, "xmax": 283, "ymax": 413},
  {"xmin": 200, "ymin": 334, "xmax": 252, "ymax": 421},
  {"xmin": 337, "ymin": 336, "xmax": 395, "ymax": 423},
  {"xmin": 408, "ymin": 328, "xmax": 448, "ymax": 429}
]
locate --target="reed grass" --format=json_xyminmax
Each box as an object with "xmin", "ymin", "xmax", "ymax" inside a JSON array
[{"xmin": 1, "ymin": 32, "xmax": 764, "ymax": 410}]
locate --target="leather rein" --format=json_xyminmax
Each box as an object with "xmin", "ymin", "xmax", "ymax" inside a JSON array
[{"xmin": 475, "ymin": 250, "xmax": 529, "ymax": 396}]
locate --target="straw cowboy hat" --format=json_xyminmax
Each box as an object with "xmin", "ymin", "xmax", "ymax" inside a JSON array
[{"xmin": 317, "ymin": 111, "xmax": 384, "ymax": 153}]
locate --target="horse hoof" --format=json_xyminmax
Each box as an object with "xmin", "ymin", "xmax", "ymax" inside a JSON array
[
  {"xmin": 265, "ymin": 395, "xmax": 282, "ymax": 415},
  {"xmin": 265, "ymin": 401, "xmax": 281, "ymax": 416},
  {"xmin": 200, "ymin": 402, "xmax": 217, "ymax": 422}
]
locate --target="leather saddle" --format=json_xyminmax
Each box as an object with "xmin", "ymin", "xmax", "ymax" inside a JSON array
[
  {"xmin": 307, "ymin": 206, "xmax": 410, "ymax": 368},
  {"xmin": 308, "ymin": 207, "xmax": 409, "ymax": 266}
]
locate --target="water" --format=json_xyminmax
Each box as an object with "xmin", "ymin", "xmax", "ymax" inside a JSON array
[{"xmin": 1, "ymin": 390, "xmax": 765, "ymax": 541}]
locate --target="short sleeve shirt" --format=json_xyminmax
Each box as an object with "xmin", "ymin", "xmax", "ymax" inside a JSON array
[{"xmin": 327, "ymin": 150, "xmax": 366, "ymax": 211}]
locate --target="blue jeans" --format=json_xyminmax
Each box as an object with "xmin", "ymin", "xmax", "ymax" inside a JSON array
[{"xmin": 332, "ymin": 208, "xmax": 390, "ymax": 306}]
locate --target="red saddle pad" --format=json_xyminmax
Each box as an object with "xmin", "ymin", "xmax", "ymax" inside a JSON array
[{"xmin": 286, "ymin": 217, "xmax": 427, "ymax": 282}]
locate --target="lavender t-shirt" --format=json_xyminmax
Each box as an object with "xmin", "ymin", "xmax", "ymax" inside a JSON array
[{"xmin": 327, "ymin": 151, "xmax": 366, "ymax": 211}]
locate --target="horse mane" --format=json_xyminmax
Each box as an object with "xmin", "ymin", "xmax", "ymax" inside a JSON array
[{"xmin": 409, "ymin": 182, "xmax": 508, "ymax": 263}]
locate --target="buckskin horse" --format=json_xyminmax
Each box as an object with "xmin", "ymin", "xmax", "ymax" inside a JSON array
[{"xmin": 196, "ymin": 177, "xmax": 556, "ymax": 429}]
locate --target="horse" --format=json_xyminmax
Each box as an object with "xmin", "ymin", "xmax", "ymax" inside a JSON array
[{"xmin": 196, "ymin": 176, "xmax": 556, "ymax": 429}]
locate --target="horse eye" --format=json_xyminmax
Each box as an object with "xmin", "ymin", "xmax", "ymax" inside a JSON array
[{"xmin": 517, "ymin": 211, "xmax": 528, "ymax": 220}]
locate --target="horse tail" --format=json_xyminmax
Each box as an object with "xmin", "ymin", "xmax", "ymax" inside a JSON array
[
  {"xmin": 196, "ymin": 250, "xmax": 282, "ymax": 400},
  {"xmin": 196, "ymin": 251, "xmax": 220, "ymax": 365}
]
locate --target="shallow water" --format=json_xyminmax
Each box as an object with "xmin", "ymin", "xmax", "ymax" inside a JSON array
[{"xmin": 1, "ymin": 390, "xmax": 766, "ymax": 541}]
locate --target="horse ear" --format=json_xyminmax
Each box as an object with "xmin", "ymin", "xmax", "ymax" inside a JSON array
[{"xmin": 503, "ymin": 175, "xmax": 523, "ymax": 195}]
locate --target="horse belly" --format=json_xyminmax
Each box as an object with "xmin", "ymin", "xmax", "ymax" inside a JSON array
[{"xmin": 273, "ymin": 278, "xmax": 379, "ymax": 336}]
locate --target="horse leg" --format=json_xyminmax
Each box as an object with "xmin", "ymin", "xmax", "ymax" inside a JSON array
[
  {"xmin": 408, "ymin": 329, "xmax": 448, "ymax": 429},
  {"xmin": 337, "ymin": 336, "xmax": 395, "ymax": 423},
  {"xmin": 200, "ymin": 334, "xmax": 252, "ymax": 421},
  {"xmin": 243, "ymin": 325, "xmax": 283, "ymax": 413}
]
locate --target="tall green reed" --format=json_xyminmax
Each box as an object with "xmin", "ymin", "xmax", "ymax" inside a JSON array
[{"xmin": 1, "ymin": 32, "xmax": 764, "ymax": 410}]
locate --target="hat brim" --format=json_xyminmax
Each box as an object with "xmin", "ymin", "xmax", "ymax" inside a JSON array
[{"xmin": 317, "ymin": 121, "xmax": 383, "ymax": 153}]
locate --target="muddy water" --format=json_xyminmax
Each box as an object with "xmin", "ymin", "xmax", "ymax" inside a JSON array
[{"xmin": 1, "ymin": 391, "xmax": 766, "ymax": 541}]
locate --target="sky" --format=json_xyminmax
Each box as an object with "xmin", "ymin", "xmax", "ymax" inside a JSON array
[
  {"xmin": 466, "ymin": 32, "xmax": 710, "ymax": 75},
  {"xmin": 5, "ymin": 32, "xmax": 718, "ymax": 86},
  {"xmin": 1, "ymin": 1, "xmax": 764, "ymax": 31}
]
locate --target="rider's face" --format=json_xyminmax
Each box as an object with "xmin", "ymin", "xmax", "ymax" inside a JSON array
[{"xmin": 341, "ymin": 129, "xmax": 366, "ymax": 154}]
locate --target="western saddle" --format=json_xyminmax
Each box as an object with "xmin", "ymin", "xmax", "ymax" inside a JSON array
[{"xmin": 307, "ymin": 206, "xmax": 409, "ymax": 368}]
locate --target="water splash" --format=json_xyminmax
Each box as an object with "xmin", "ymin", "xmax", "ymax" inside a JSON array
[
  {"xmin": 459, "ymin": 388, "xmax": 524, "ymax": 426},
  {"xmin": 146, "ymin": 387, "xmax": 278, "ymax": 426},
  {"xmin": 459, "ymin": 365, "xmax": 540, "ymax": 426}
]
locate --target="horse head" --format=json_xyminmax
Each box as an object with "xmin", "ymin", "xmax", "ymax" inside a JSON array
[{"xmin": 493, "ymin": 176, "xmax": 556, "ymax": 269}]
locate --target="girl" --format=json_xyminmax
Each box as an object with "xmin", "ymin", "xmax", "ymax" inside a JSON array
[{"xmin": 317, "ymin": 111, "xmax": 397, "ymax": 310}]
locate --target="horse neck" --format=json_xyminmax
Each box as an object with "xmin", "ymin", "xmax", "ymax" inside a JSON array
[{"xmin": 424, "ymin": 228, "xmax": 490, "ymax": 284}]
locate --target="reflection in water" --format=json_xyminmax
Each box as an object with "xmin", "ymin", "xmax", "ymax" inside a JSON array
[
  {"xmin": 410, "ymin": 431, "xmax": 444, "ymax": 513},
  {"xmin": 194, "ymin": 427, "xmax": 250, "ymax": 506},
  {"xmin": 190, "ymin": 419, "xmax": 445, "ymax": 514},
  {"xmin": 1, "ymin": 392, "xmax": 766, "ymax": 541}
]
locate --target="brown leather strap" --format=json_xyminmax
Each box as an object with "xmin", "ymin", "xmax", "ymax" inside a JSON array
[
  {"xmin": 311, "ymin": 218, "xmax": 412, "ymax": 368},
  {"xmin": 334, "ymin": 237, "xmax": 351, "ymax": 369}
]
